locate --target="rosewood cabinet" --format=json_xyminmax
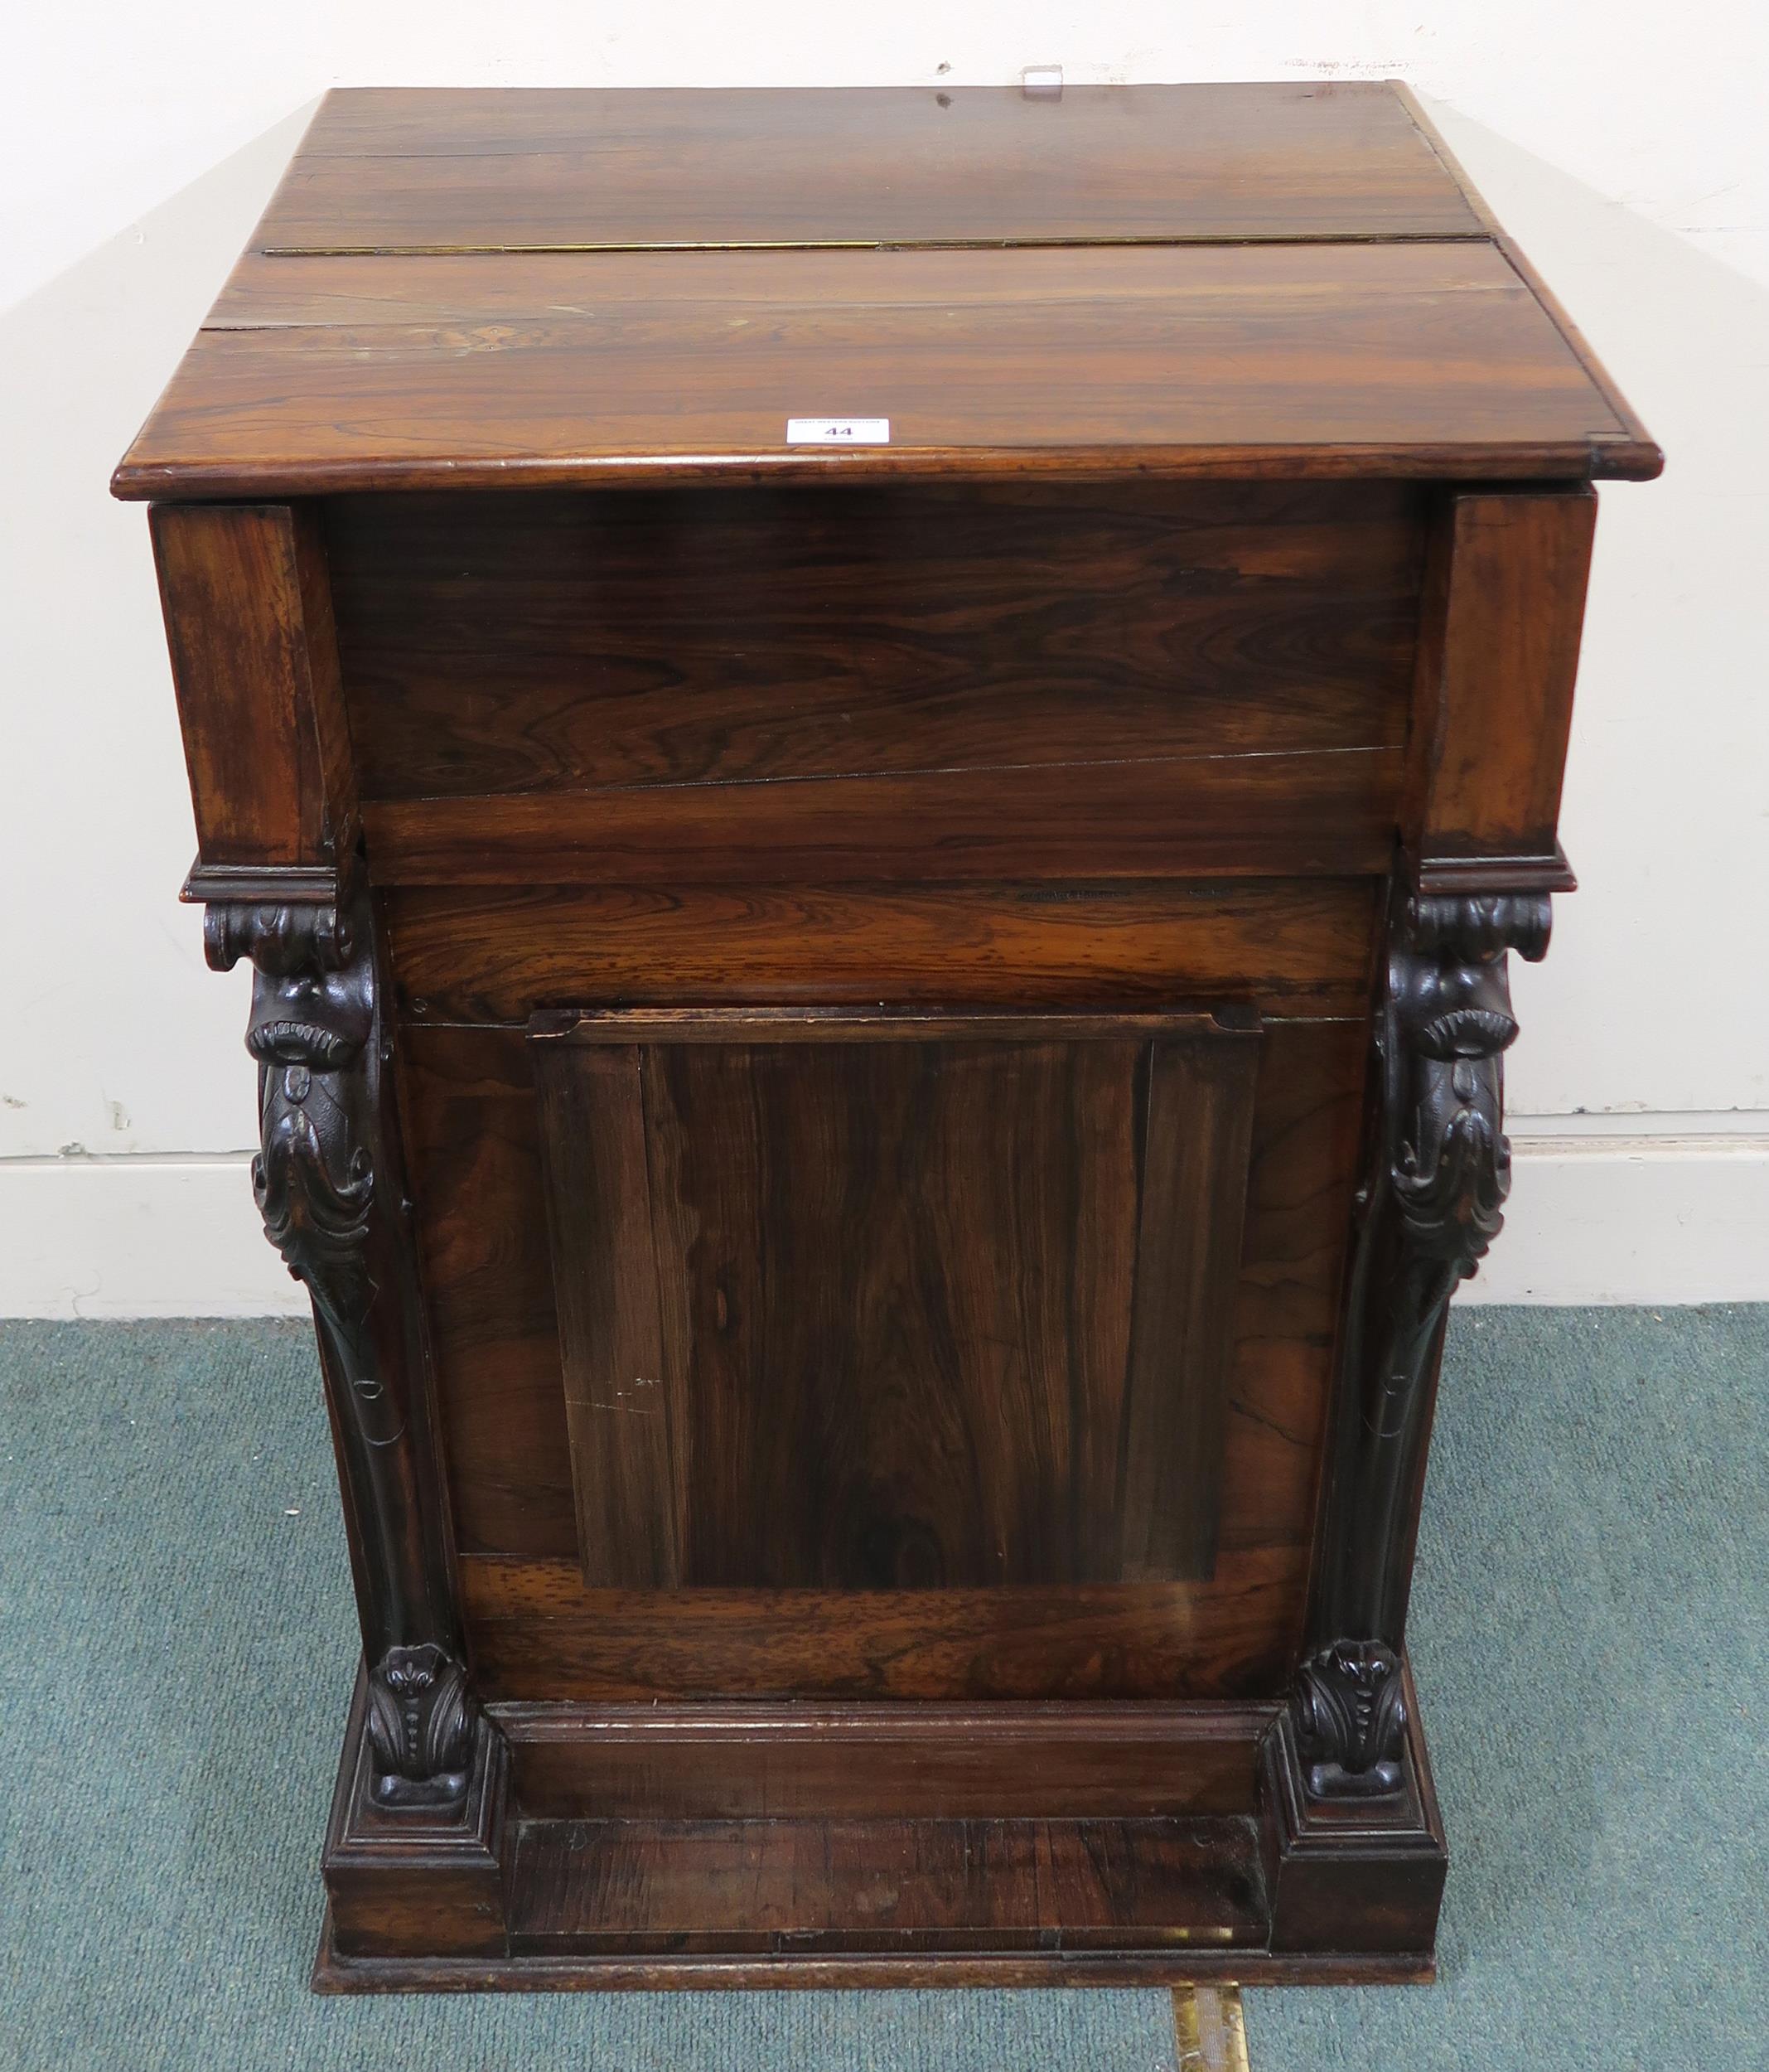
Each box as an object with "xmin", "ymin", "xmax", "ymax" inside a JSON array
[{"xmin": 114, "ymin": 82, "xmax": 1658, "ymax": 1990}]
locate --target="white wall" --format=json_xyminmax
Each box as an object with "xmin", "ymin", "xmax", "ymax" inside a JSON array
[{"xmin": 3, "ymin": 5, "xmax": 1767, "ymax": 1313}]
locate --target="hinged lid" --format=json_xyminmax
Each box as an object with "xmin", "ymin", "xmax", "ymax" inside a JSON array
[{"xmin": 112, "ymin": 83, "xmax": 1660, "ymax": 499}]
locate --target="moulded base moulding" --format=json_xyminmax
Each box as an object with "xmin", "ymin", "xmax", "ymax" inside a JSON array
[
  {"xmin": 312, "ymin": 1920, "xmax": 1433, "ymax": 1994},
  {"xmin": 312, "ymin": 1658, "xmax": 1446, "ymax": 1992}
]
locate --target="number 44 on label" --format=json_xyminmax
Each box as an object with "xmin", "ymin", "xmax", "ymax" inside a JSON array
[{"xmin": 786, "ymin": 418, "xmax": 891, "ymax": 445}]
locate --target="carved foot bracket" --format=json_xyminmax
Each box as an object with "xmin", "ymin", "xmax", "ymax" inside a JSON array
[
  {"xmin": 1291, "ymin": 884, "xmax": 1551, "ymax": 1800},
  {"xmin": 366, "ymin": 1644, "xmax": 476, "ymax": 1809},
  {"xmin": 1294, "ymin": 1639, "xmax": 1408, "ymax": 1798},
  {"xmin": 1261, "ymin": 1653, "xmax": 1448, "ymax": 1956},
  {"xmin": 207, "ymin": 893, "xmax": 476, "ymax": 1810},
  {"xmin": 321, "ymin": 1663, "xmax": 511, "ymax": 1965}
]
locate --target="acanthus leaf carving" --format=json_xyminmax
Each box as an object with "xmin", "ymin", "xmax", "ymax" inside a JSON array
[
  {"xmin": 1295, "ymin": 1640, "xmax": 1408, "ymax": 1798},
  {"xmin": 207, "ymin": 894, "xmax": 476, "ymax": 1810},
  {"xmin": 1293, "ymin": 884, "xmax": 1551, "ymax": 1800},
  {"xmin": 365, "ymin": 1644, "xmax": 476, "ymax": 1808}
]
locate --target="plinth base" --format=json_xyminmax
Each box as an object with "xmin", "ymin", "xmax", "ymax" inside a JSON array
[{"xmin": 312, "ymin": 1663, "xmax": 1446, "ymax": 1992}]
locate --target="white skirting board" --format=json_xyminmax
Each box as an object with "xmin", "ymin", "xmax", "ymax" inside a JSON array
[
  {"xmin": 1458, "ymin": 1134, "xmax": 1769, "ymax": 1305},
  {"xmin": 0, "ymin": 1156, "xmax": 309, "ymax": 1319},
  {"xmin": 0, "ymin": 1138, "xmax": 1766, "ymax": 1318}
]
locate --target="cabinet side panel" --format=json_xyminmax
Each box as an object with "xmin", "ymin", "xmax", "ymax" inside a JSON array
[
  {"xmin": 150, "ymin": 501, "xmax": 355, "ymax": 871},
  {"xmin": 1406, "ymin": 487, "xmax": 1596, "ymax": 867},
  {"xmin": 539, "ymin": 1024, "xmax": 1240, "ymax": 1591}
]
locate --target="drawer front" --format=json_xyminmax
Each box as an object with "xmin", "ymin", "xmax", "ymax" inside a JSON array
[{"xmin": 331, "ymin": 481, "xmax": 1419, "ymax": 884}]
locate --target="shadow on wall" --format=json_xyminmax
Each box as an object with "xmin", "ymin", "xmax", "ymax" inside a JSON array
[
  {"xmin": 1419, "ymin": 99, "xmax": 1769, "ymax": 1126},
  {"xmin": 0, "ymin": 105, "xmax": 321, "ymax": 1165}
]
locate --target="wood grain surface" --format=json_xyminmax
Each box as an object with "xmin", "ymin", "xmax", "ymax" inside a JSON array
[
  {"xmin": 457, "ymin": 1550, "xmax": 1309, "ymax": 1702},
  {"xmin": 384, "ymin": 879, "xmax": 1382, "ymax": 1024},
  {"xmin": 116, "ymin": 241, "xmax": 1652, "ymax": 496},
  {"xmin": 508, "ymin": 1813, "xmax": 1267, "ymax": 1954},
  {"xmin": 253, "ymin": 83, "xmax": 1482, "ymax": 251},
  {"xmin": 115, "ymin": 83, "xmax": 1658, "ymax": 494},
  {"xmin": 150, "ymin": 502, "xmax": 354, "ymax": 869},
  {"xmin": 399, "ymin": 1024, "xmax": 577, "ymax": 1554},
  {"xmin": 492, "ymin": 1699, "xmax": 1275, "ymax": 1820},
  {"xmin": 360, "ymin": 751, "xmax": 1401, "ymax": 888},
  {"xmin": 531, "ymin": 1012, "xmax": 1258, "ymax": 1590},
  {"xmin": 1406, "ymin": 487, "xmax": 1597, "ymax": 867},
  {"xmin": 400, "ymin": 1015, "xmax": 1362, "ymax": 1702},
  {"xmin": 326, "ymin": 483, "xmax": 1421, "ymax": 801}
]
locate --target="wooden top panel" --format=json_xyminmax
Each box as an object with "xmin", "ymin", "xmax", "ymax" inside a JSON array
[
  {"xmin": 115, "ymin": 241, "xmax": 1651, "ymax": 496},
  {"xmin": 113, "ymin": 85, "xmax": 1660, "ymax": 496},
  {"xmin": 252, "ymin": 83, "xmax": 1481, "ymax": 252}
]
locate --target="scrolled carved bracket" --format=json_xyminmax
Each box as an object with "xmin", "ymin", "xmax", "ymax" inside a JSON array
[
  {"xmin": 208, "ymin": 894, "xmax": 476, "ymax": 1810},
  {"xmin": 1293, "ymin": 884, "xmax": 1550, "ymax": 1800},
  {"xmin": 1390, "ymin": 893, "xmax": 1550, "ymax": 1280},
  {"xmin": 207, "ymin": 902, "xmax": 392, "ymax": 1435}
]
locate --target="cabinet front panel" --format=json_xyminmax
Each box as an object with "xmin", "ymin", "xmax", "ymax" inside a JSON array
[
  {"xmin": 400, "ymin": 1015, "xmax": 1364, "ymax": 1699},
  {"xmin": 530, "ymin": 1010, "xmax": 1259, "ymax": 1593},
  {"xmin": 329, "ymin": 482, "xmax": 1421, "ymax": 802},
  {"xmin": 357, "ymin": 480, "xmax": 1394, "ymax": 1702}
]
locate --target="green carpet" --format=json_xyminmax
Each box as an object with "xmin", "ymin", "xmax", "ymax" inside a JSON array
[{"xmin": 0, "ymin": 1310, "xmax": 1762, "ymax": 2070}]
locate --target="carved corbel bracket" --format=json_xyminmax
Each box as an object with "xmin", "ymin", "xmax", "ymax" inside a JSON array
[
  {"xmin": 1293, "ymin": 885, "xmax": 1551, "ymax": 1800},
  {"xmin": 205, "ymin": 902, "xmax": 380, "ymax": 1417},
  {"xmin": 207, "ymin": 894, "xmax": 476, "ymax": 1810}
]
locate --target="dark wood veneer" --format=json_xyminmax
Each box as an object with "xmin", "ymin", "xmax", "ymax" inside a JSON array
[
  {"xmin": 383, "ymin": 879, "xmax": 1382, "ymax": 1023},
  {"xmin": 326, "ymin": 482, "xmax": 1419, "ymax": 800},
  {"xmin": 152, "ymin": 503, "xmax": 355, "ymax": 874},
  {"xmin": 508, "ymin": 1813, "xmax": 1269, "ymax": 1956},
  {"xmin": 114, "ymin": 241, "xmax": 1655, "ymax": 499},
  {"xmin": 532, "ymin": 1007, "xmax": 1259, "ymax": 1592},
  {"xmin": 255, "ymin": 83, "xmax": 1484, "ymax": 251},
  {"xmin": 120, "ymin": 80, "xmax": 1655, "ymax": 1989},
  {"xmin": 360, "ymin": 748, "xmax": 1403, "ymax": 888},
  {"xmin": 493, "ymin": 1700, "xmax": 1275, "ymax": 1819},
  {"xmin": 454, "ymin": 1551, "xmax": 1311, "ymax": 1704},
  {"xmin": 402, "ymin": 1014, "xmax": 1362, "ymax": 1575}
]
